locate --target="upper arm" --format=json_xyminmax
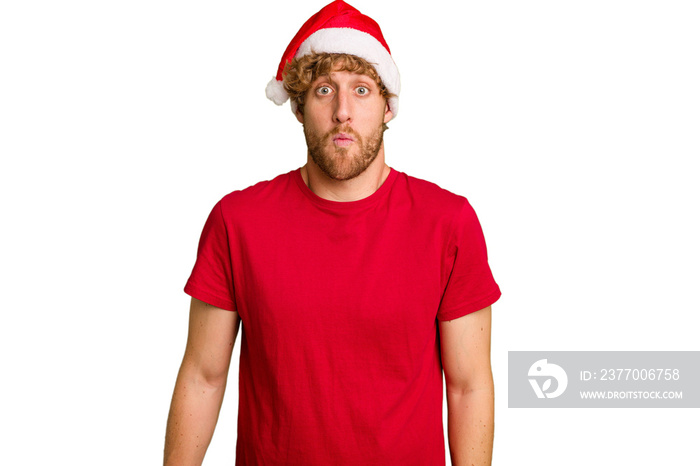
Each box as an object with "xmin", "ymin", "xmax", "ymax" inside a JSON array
[
  {"xmin": 181, "ymin": 297, "xmax": 241, "ymax": 385},
  {"xmin": 439, "ymin": 306, "xmax": 493, "ymax": 394}
]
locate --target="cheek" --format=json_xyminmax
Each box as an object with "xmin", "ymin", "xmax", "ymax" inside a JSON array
[{"xmin": 303, "ymin": 106, "xmax": 331, "ymax": 127}]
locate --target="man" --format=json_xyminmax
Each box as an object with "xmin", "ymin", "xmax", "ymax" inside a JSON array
[{"xmin": 164, "ymin": 1, "xmax": 500, "ymax": 465}]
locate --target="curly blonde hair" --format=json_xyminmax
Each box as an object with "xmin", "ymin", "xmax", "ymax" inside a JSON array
[{"xmin": 283, "ymin": 52, "xmax": 395, "ymax": 118}]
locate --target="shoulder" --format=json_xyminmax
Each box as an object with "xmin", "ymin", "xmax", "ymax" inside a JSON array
[
  {"xmin": 392, "ymin": 170, "xmax": 471, "ymax": 219},
  {"xmin": 217, "ymin": 170, "xmax": 298, "ymax": 216}
]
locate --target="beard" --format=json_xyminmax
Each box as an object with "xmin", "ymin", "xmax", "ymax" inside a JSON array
[{"xmin": 303, "ymin": 123, "xmax": 385, "ymax": 181}]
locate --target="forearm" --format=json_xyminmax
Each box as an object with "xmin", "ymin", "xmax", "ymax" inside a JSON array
[
  {"xmin": 164, "ymin": 364, "xmax": 228, "ymax": 466},
  {"xmin": 446, "ymin": 385, "xmax": 495, "ymax": 466}
]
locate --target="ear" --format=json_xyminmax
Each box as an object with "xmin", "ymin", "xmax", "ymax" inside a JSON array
[
  {"xmin": 295, "ymin": 106, "xmax": 304, "ymax": 124},
  {"xmin": 383, "ymin": 103, "xmax": 393, "ymax": 124}
]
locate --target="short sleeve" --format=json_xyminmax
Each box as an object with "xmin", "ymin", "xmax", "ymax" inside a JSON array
[
  {"xmin": 437, "ymin": 200, "xmax": 501, "ymax": 321},
  {"xmin": 184, "ymin": 200, "xmax": 237, "ymax": 312}
]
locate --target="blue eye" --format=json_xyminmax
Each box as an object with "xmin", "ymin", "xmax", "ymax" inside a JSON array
[
  {"xmin": 317, "ymin": 86, "xmax": 332, "ymax": 95},
  {"xmin": 356, "ymin": 86, "xmax": 369, "ymax": 95}
]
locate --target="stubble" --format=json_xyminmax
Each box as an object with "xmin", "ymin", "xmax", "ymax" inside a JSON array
[{"xmin": 303, "ymin": 124, "xmax": 384, "ymax": 181}]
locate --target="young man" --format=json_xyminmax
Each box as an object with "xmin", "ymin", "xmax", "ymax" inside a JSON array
[{"xmin": 164, "ymin": 1, "xmax": 500, "ymax": 465}]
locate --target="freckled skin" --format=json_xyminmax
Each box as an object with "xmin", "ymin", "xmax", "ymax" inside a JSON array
[
  {"xmin": 164, "ymin": 298, "xmax": 240, "ymax": 466},
  {"xmin": 440, "ymin": 306, "xmax": 494, "ymax": 466}
]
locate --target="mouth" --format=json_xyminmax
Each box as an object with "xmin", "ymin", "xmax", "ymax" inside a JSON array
[{"xmin": 332, "ymin": 133, "xmax": 355, "ymax": 147}]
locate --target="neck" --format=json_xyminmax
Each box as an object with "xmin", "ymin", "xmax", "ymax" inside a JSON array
[{"xmin": 301, "ymin": 147, "xmax": 390, "ymax": 202}]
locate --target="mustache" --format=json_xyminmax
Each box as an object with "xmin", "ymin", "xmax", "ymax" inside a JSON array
[{"xmin": 327, "ymin": 125, "xmax": 360, "ymax": 139}]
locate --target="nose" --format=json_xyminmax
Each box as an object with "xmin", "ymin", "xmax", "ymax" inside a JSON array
[{"xmin": 333, "ymin": 88, "xmax": 351, "ymax": 124}]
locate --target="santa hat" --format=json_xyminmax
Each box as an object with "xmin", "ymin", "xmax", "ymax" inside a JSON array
[{"xmin": 265, "ymin": 0, "xmax": 400, "ymax": 118}]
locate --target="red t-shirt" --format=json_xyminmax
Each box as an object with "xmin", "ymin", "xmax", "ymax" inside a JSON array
[{"xmin": 185, "ymin": 168, "xmax": 500, "ymax": 465}]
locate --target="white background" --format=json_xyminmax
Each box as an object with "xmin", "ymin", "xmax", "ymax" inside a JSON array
[{"xmin": 1, "ymin": 0, "xmax": 698, "ymax": 464}]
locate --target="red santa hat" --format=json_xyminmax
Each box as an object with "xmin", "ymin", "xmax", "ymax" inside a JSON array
[{"xmin": 265, "ymin": 0, "xmax": 400, "ymax": 118}]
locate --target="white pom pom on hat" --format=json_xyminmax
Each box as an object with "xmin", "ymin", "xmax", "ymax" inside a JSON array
[
  {"xmin": 265, "ymin": 79, "xmax": 289, "ymax": 106},
  {"xmin": 265, "ymin": 0, "xmax": 400, "ymax": 118}
]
